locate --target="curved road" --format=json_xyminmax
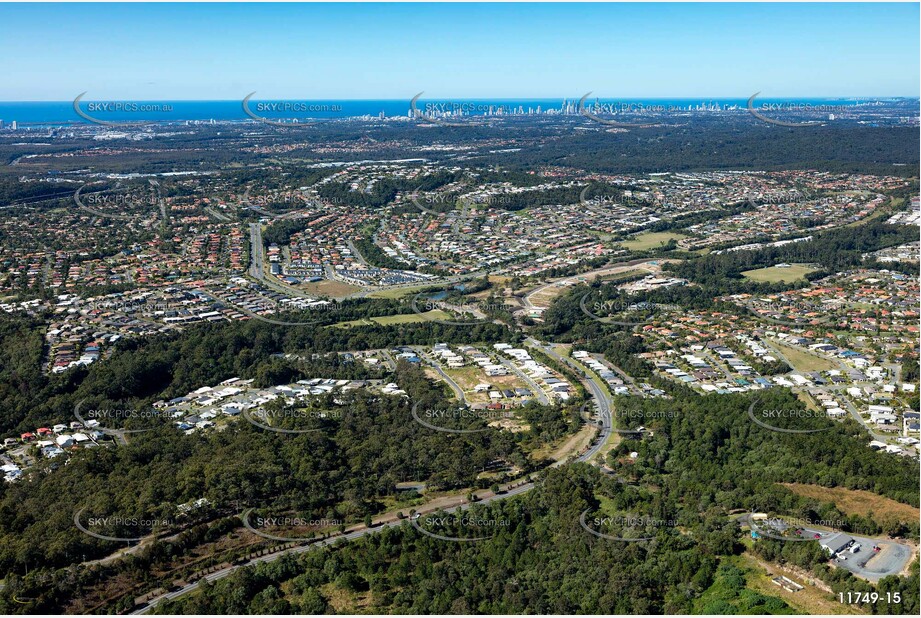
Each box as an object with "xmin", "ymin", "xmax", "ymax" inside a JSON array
[
  {"xmin": 500, "ymin": 358, "xmax": 551, "ymax": 406},
  {"xmin": 523, "ymin": 258, "xmax": 662, "ymax": 310},
  {"xmin": 414, "ymin": 347, "xmax": 466, "ymax": 404},
  {"xmin": 762, "ymin": 339, "xmax": 889, "ymax": 442},
  {"xmin": 528, "ymin": 338, "xmax": 614, "ymax": 463},
  {"xmin": 134, "ymin": 355, "xmax": 612, "ymax": 615}
]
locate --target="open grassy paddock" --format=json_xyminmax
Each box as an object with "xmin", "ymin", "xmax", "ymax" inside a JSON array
[{"xmin": 742, "ymin": 264, "xmax": 817, "ymax": 283}]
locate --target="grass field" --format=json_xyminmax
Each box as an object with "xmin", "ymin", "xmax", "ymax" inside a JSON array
[
  {"xmin": 297, "ymin": 279, "xmax": 362, "ymax": 298},
  {"xmin": 596, "ymin": 268, "xmax": 646, "ymax": 284},
  {"xmin": 780, "ymin": 483, "xmax": 920, "ymax": 526},
  {"xmin": 742, "ymin": 264, "xmax": 817, "ymax": 283},
  {"xmin": 796, "ymin": 391, "xmax": 823, "ymax": 413},
  {"xmin": 320, "ymin": 582, "xmax": 373, "ymax": 613},
  {"xmin": 375, "ymin": 311, "xmax": 450, "ymax": 325},
  {"xmin": 844, "ymin": 211, "xmax": 888, "ymax": 229},
  {"xmin": 620, "ymin": 231, "xmax": 688, "ymax": 251},
  {"xmin": 442, "ymin": 366, "xmax": 491, "ymax": 403},
  {"xmin": 366, "ymin": 284, "xmax": 439, "ymax": 299},
  {"xmin": 444, "ymin": 364, "xmax": 527, "ymax": 404},
  {"xmin": 771, "ymin": 341, "xmax": 837, "ymax": 372},
  {"xmin": 331, "ymin": 310, "xmax": 451, "ymax": 328},
  {"xmin": 531, "ymin": 423, "xmax": 595, "ymax": 463}
]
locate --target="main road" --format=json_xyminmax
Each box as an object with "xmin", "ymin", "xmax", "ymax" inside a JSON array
[
  {"xmin": 413, "ymin": 346, "xmax": 466, "ymax": 403},
  {"xmin": 246, "ymin": 222, "xmax": 314, "ymax": 299},
  {"xmin": 134, "ymin": 480, "xmax": 537, "ymax": 614},
  {"xmin": 762, "ymin": 338, "xmax": 889, "ymax": 443},
  {"xmin": 248, "ymin": 223, "xmax": 265, "ymax": 281},
  {"xmin": 522, "ymin": 257, "xmax": 665, "ymax": 310},
  {"xmin": 527, "ymin": 337, "xmax": 614, "ymax": 463},
  {"xmin": 134, "ymin": 348, "xmax": 613, "ymax": 615}
]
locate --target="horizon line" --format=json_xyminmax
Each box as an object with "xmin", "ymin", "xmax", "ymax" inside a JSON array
[{"xmin": 2, "ymin": 95, "xmax": 919, "ymax": 104}]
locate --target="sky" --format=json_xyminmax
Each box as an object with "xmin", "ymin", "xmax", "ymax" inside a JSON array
[{"xmin": 0, "ymin": 2, "xmax": 918, "ymax": 100}]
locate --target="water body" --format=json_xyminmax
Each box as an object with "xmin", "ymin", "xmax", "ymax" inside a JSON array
[{"xmin": 0, "ymin": 97, "xmax": 893, "ymax": 127}]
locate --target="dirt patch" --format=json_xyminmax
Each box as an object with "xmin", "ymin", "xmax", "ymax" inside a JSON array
[
  {"xmin": 547, "ymin": 424, "xmax": 596, "ymax": 463},
  {"xmin": 739, "ymin": 553, "xmax": 867, "ymax": 615},
  {"xmin": 320, "ymin": 582, "xmax": 374, "ymax": 613},
  {"xmin": 443, "ymin": 360, "xmax": 529, "ymax": 404},
  {"xmin": 524, "ymin": 259, "xmax": 668, "ymax": 309},
  {"xmin": 780, "ymin": 483, "xmax": 919, "ymax": 526},
  {"xmin": 298, "ymin": 279, "xmax": 361, "ymax": 298}
]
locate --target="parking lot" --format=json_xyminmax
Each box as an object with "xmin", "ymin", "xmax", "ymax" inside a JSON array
[
  {"xmin": 748, "ymin": 517, "xmax": 915, "ymax": 582},
  {"xmin": 831, "ymin": 535, "xmax": 914, "ymax": 582}
]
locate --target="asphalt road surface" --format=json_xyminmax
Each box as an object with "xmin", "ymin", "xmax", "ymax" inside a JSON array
[
  {"xmin": 742, "ymin": 515, "xmax": 913, "ymax": 582},
  {"xmin": 529, "ymin": 338, "xmax": 614, "ymax": 463},
  {"xmin": 831, "ymin": 534, "xmax": 913, "ymax": 582},
  {"xmin": 414, "ymin": 347, "xmax": 467, "ymax": 403},
  {"xmin": 135, "ymin": 361, "xmax": 613, "ymax": 614},
  {"xmin": 248, "ymin": 223, "xmax": 264, "ymax": 281},
  {"xmin": 135, "ymin": 482, "xmax": 540, "ymax": 614}
]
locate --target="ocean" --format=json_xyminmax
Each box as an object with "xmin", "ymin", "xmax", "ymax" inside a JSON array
[{"xmin": 0, "ymin": 97, "xmax": 889, "ymax": 127}]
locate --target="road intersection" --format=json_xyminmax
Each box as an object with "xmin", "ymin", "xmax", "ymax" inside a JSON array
[{"xmin": 135, "ymin": 349, "xmax": 614, "ymax": 614}]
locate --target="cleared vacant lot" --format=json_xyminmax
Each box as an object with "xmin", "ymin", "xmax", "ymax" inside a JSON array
[
  {"xmin": 781, "ymin": 483, "xmax": 920, "ymax": 526},
  {"xmin": 444, "ymin": 364, "xmax": 528, "ymax": 404},
  {"xmin": 620, "ymin": 231, "xmax": 688, "ymax": 251},
  {"xmin": 332, "ymin": 310, "xmax": 451, "ymax": 328},
  {"xmin": 524, "ymin": 259, "xmax": 664, "ymax": 309},
  {"xmin": 771, "ymin": 341, "xmax": 837, "ymax": 372},
  {"xmin": 366, "ymin": 284, "xmax": 437, "ymax": 299},
  {"xmin": 742, "ymin": 264, "xmax": 817, "ymax": 283},
  {"xmin": 298, "ymin": 279, "xmax": 362, "ymax": 298},
  {"xmin": 735, "ymin": 552, "xmax": 866, "ymax": 615}
]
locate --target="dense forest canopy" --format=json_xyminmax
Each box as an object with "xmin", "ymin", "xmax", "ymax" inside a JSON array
[{"xmin": 0, "ymin": 111, "xmax": 918, "ymax": 614}]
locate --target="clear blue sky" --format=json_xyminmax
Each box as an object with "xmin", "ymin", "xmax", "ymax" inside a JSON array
[{"xmin": 1, "ymin": 2, "xmax": 918, "ymax": 100}]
